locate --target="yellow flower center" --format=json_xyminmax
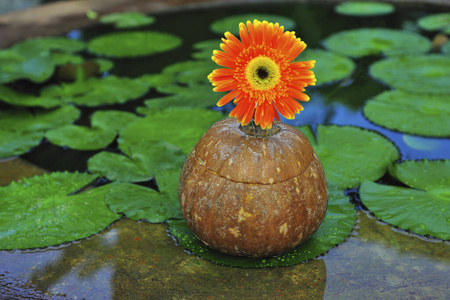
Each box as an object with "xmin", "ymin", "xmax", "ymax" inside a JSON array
[{"xmin": 245, "ymin": 56, "xmax": 281, "ymax": 91}]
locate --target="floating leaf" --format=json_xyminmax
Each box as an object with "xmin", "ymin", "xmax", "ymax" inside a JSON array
[
  {"xmin": 0, "ymin": 56, "xmax": 55, "ymax": 84},
  {"xmin": 41, "ymin": 75, "xmax": 150, "ymax": 107},
  {"xmin": 334, "ymin": 1, "xmax": 395, "ymax": 17},
  {"xmin": 369, "ymin": 55, "xmax": 450, "ymax": 94},
  {"xmin": 322, "ymin": 28, "xmax": 431, "ymax": 58},
  {"xmin": 118, "ymin": 108, "xmax": 224, "ymax": 155},
  {"xmin": 45, "ymin": 110, "xmax": 136, "ymax": 151},
  {"xmin": 192, "ymin": 40, "xmax": 220, "ymax": 60},
  {"xmin": 100, "ymin": 12, "xmax": 156, "ymax": 28},
  {"xmin": 210, "ymin": 14, "xmax": 295, "ymax": 35},
  {"xmin": 418, "ymin": 13, "xmax": 450, "ymax": 33},
  {"xmin": 88, "ymin": 141, "xmax": 186, "ymax": 182},
  {"xmin": 0, "ymin": 85, "xmax": 62, "ymax": 108},
  {"xmin": 0, "ymin": 106, "xmax": 80, "ymax": 132},
  {"xmin": 161, "ymin": 60, "xmax": 214, "ymax": 86},
  {"xmin": 363, "ymin": 90, "xmax": 450, "ymax": 137},
  {"xmin": 12, "ymin": 37, "xmax": 86, "ymax": 56},
  {"xmin": 296, "ymin": 125, "xmax": 399, "ymax": 189},
  {"xmin": 0, "ymin": 172, "xmax": 121, "ymax": 250},
  {"xmin": 360, "ymin": 160, "xmax": 450, "ymax": 240},
  {"xmin": 297, "ymin": 49, "xmax": 355, "ymax": 85},
  {"xmin": 88, "ymin": 31, "xmax": 182, "ymax": 58},
  {"xmin": 442, "ymin": 41, "xmax": 450, "ymax": 55},
  {"xmin": 0, "ymin": 129, "xmax": 43, "ymax": 159},
  {"xmin": 105, "ymin": 169, "xmax": 183, "ymax": 222},
  {"xmin": 168, "ymin": 186, "xmax": 355, "ymax": 267}
]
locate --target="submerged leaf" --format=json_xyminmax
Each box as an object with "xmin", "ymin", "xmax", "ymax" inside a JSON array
[
  {"xmin": 100, "ymin": 12, "xmax": 156, "ymax": 28},
  {"xmin": 297, "ymin": 49, "xmax": 355, "ymax": 85},
  {"xmin": 0, "ymin": 172, "xmax": 121, "ymax": 250},
  {"xmin": 335, "ymin": 1, "xmax": 395, "ymax": 17},
  {"xmin": 363, "ymin": 90, "xmax": 450, "ymax": 137},
  {"xmin": 118, "ymin": 108, "xmax": 224, "ymax": 154},
  {"xmin": 88, "ymin": 31, "xmax": 182, "ymax": 58},
  {"xmin": 168, "ymin": 186, "xmax": 355, "ymax": 268},
  {"xmin": 369, "ymin": 55, "xmax": 450, "ymax": 94},
  {"xmin": 88, "ymin": 141, "xmax": 186, "ymax": 182},
  {"xmin": 105, "ymin": 169, "xmax": 183, "ymax": 222},
  {"xmin": 210, "ymin": 14, "xmax": 295, "ymax": 35},
  {"xmin": 323, "ymin": 28, "xmax": 431, "ymax": 58},
  {"xmin": 296, "ymin": 125, "xmax": 400, "ymax": 189},
  {"xmin": 361, "ymin": 160, "xmax": 450, "ymax": 240}
]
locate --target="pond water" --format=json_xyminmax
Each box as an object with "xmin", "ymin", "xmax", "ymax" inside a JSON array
[{"xmin": 1, "ymin": 2, "xmax": 449, "ymax": 299}]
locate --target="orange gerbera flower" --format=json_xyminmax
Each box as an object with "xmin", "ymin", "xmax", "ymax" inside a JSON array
[{"xmin": 208, "ymin": 19, "xmax": 316, "ymax": 129}]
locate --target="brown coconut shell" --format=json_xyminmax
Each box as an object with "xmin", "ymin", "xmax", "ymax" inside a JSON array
[{"xmin": 178, "ymin": 118, "xmax": 328, "ymax": 258}]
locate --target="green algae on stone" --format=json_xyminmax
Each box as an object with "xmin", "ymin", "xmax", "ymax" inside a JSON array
[
  {"xmin": 296, "ymin": 125, "xmax": 400, "ymax": 189},
  {"xmin": 88, "ymin": 141, "xmax": 185, "ymax": 182},
  {"xmin": 41, "ymin": 75, "xmax": 150, "ymax": 106},
  {"xmin": 322, "ymin": 28, "xmax": 431, "ymax": 58},
  {"xmin": 210, "ymin": 14, "xmax": 295, "ymax": 35},
  {"xmin": 45, "ymin": 110, "xmax": 137, "ymax": 151},
  {"xmin": 360, "ymin": 160, "xmax": 450, "ymax": 240},
  {"xmin": 369, "ymin": 55, "xmax": 450, "ymax": 94},
  {"xmin": 88, "ymin": 31, "xmax": 182, "ymax": 58},
  {"xmin": 334, "ymin": 1, "xmax": 394, "ymax": 17},
  {"xmin": 100, "ymin": 12, "xmax": 156, "ymax": 29},
  {"xmin": 0, "ymin": 172, "xmax": 121, "ymax": 250},
  {"xmin": 363, "ymin": 90, "xmax": 450, "ymax": 137},
  {"xmin": 168, "ymin": 186, "xmax": 355, "ymax": 268},
  {"xmin": 118, "ymin": 108, "xmax": 224, "ymax": 155},
  {"xmin": 105, "ymin": 169, "xmax": 184, "ymax": 222},
  {"xmin": 418, "ymin": 13, "xmax": 450, "ymax": 34},
  {"xmin": 0, "ymin": 129, "xmax": 43, "ymax": 159},
  {"xmin": 296, "ymin": 49, "xmax": 355, "ymax": 85}
]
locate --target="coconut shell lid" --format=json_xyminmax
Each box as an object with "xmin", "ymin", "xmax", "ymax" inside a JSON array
[{"xmin": 194, "ymin": 118, "xmax": 314, "ymax": 185}]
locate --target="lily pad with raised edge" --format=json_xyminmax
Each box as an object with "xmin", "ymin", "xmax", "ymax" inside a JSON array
[
  {"xmin": 0, "ymin": 172, "xmax": 121, "ymax": 250},
  {"xmin": 0, "ymin": 105, "xmax": 80, "ymax": 132},
  {"xmin": 45, "ymin": 110, "xmax": 136, "ymax": 151},
  {"xmin": 0, "ymin": 129, "xmax": 44, "ymax": 159},
  {"xmin": 335, "ymin": 1, "xmax": 395, "ymax": 17},
  {"xmin": 363, "ymin": 90, "xmax": 450, "ymax": 137},
  {"xmin": 41, "ymin": 75, "xmax": 150, "ymax": 107},
  {"xmin": 100, "ymin": 12, "xmax": 156, "ymax": 29},
  {"xmin": 418, "ymin": 13, "xmax": 450, "ymax": 34},
  {"xmin": 369, "ymin": 55, "xmax": 450, "ymax": 94},
  {"xmin": 322, "ymin": 28, "xmax": 431, "ymax": 58},
  {"xmin": 296, "ymin": 49, "xmax": 355, "ymax": 85},
  {"xmin": 88, "ymin": 141, "xmax": 185, "ymax": 182},
  {"xmin": 210, "ymin": 14, "xmax": 296, "ymax": 35},
  {"xmin": 296, "ymin": 125, "xmax": 400, "ymax": 189},
  {"xmin": 360, "ymin": 160, "xmax": 449, "ymax": 240},
  {"xmin": 118, "ymin": 108, "xmax": 224, "ymax": 155},
  {"xmin": 88, "ymin": 31, "xmax": 182, "ymax": 58},
  {"xmin": 105, "ymin": 169, "xmax": 184, "ymax": 222},
  {"xmin": 168, "ymin": 186, "xmax": 355, "ymax": 268}
]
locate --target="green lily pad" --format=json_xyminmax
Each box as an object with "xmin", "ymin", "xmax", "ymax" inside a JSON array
[
  {"xmin": 168, "ymin": 186, "xmax": 355, "ymax": 267},
  {"xmin": 161, "ymin": 60, "xmax": 215, "ymax": 86},
  {"xmin": 335, "ymin": 1, "xmax": 395, "ymax": 17},
  {"xmin": 363, "ymin": 90, "xmax": 450, "ymax": 137},
  {"xmin": 118, "ymin": 108, "xmax": 224, "ymax": 155},
  {"xmin": 323, "ymin": 28, "xmax": 431, "ymax": 58},
  {"xmin": 210, "ymin": 14, "xmax": 296, "ymax": 35},
  {"xmin": 105, "ymin": 169, "xmax": 183, "ymax": 222},
  {"xmin": 41, "ymin": 75, "xmax": 150, "ymax": 107},
  {"xmin": 0, "ymin": 55, "xmax": 55, "ymax": 84},
  {"xmin": 297, "ymin": 49, "xmax": 355, "ymax": 85},
  {"xmin": 0, "ymin": 106, "xmax": 80, "ymax": 132},
  {"xmin": 0, "ymin": 85, "xmax": 63, "ymax": 108},
  {"xmin": 100, "ymin": 12, "xmax": 156, "ymax": 28},
  {"xmin": 443, "ymin": 41, "xmax": 450, "ymax": 55},
  {"xmin": 296, "ymin": 125, "xmax": 400, "ymax": 189},
  {"xmin": 88, "ymin": 31, "xmax": 182, "ymax": 58},
  {"xmin": 45, "ymin": 110, "xmax": 136, "ymax": 151},
  {"xmin": 418, "ymin": 13, "xmax": 450, "ymax": 33},
  {"xmin": 0, "ymin": 172, "xmax": 121, "ymax": 250},
  {"xmin": 0, "ymin": 129, "xmax": 43, "ymax": 159},
  {"xmin": 369, "ymin": 55, "xmax": 450, "ymax": 94},
  {"xmin": 88, "ymin": 141, "xmax": 186, "ymax": 182},
  {"xmin": 191, "ymin": 40, "xmax": 220, "ymax": 60},
  {"xmin": 12, "ymin": 37, "xmax": 86, "ymax": 56},
  {"xmin": 360, "ymin": 160, "xmax": 450, "ymax": 240}
]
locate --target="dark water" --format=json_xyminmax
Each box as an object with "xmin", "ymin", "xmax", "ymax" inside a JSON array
[{"xmin": 2, "ymin": 2, "xmax": 450, "ymax": 299}]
